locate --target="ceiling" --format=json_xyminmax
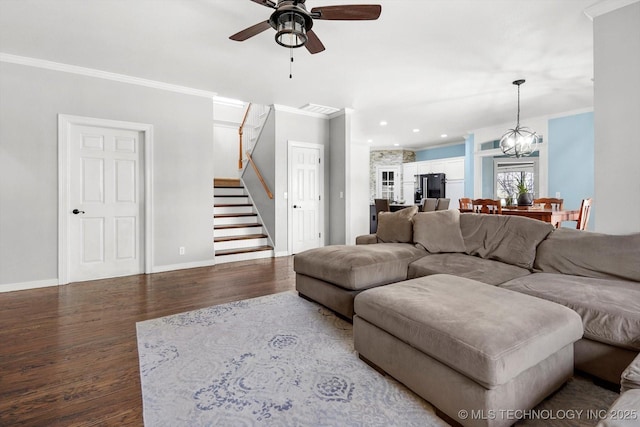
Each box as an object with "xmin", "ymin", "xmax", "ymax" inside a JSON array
[{"xmin": 0, "ymin": 0, "xmax": 596, "ymax": 149}]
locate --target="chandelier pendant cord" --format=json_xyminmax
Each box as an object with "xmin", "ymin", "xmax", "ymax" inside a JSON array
[{"xmin": 516, "ymin": 84, "xmax": 521, "ymax": 127}]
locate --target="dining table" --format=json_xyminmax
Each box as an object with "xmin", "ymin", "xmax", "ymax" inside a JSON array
[{"xmin": 461, "ymin": 206, "xmax": 580, "ymax": 228}]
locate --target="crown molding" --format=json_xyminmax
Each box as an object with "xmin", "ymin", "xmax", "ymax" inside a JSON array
[
  {"xmin": 0, "ymin": 53, "xmax": 217, "ymax": 98},
  {"xmin": 584, "ymin": 0, "xmax": 639, "ymax": 20}
]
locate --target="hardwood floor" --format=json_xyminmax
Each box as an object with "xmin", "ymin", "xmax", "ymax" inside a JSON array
[{"xmin": 0, "ymin": 257, "xmax": 296, "ymax": 426}]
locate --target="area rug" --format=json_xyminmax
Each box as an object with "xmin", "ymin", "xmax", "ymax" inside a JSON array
[{"xmin": 136, "ymin": 291, "xmax": 618, "ymax": 426}]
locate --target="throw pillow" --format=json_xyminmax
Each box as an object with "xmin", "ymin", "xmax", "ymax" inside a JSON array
[
  {"xmin": 377, "ymin": 206, "xmax": 419, "ymax": 243},
  {"xmin": 413, "ymin": 210, "xmax": 466, "ymax": 253}
]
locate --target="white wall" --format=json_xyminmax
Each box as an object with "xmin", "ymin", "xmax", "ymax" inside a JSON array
[
  {"xmin": 593, "ymin": 1, "xmax": 640, "ymax": 233},
  {"xmin": 0, "ymin": 62, "xmax": 214, "ymax": 287},
  {"xmin": 348, "ymin": 140, "xmax": 371, "ymax": 244},
  {"xmin": 213, "ymin": 126, "xmax": 240, "ymax": 178},
  {"xmin": 213, "ymin": 102, "xmax": 246, "ymax": 179},
  {"xmin": 329, "ymin": 114, "xmax": 347, "ymax": 245}
]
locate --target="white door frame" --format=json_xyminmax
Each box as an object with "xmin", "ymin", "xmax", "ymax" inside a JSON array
[
  {"xmin": 287, "ymin": 141, "xmax": 325, "ymax": 255},
  {"xmin": 58, "ymin": 114, "xmax": 154, "ymax": 285}
]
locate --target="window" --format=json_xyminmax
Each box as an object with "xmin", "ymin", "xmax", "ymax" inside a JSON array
[
  {"xmin": 376, "ymin": 166, "xmax": 399, "ymax": 202},
  {"xmin": 494, "ymin": 159, "xmax": 539, "ymax": 203}
]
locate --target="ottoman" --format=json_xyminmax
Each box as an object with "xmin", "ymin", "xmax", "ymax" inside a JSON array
[
  {"xmin": 354, "ymin": 274, "xmax": 584, "ymax": 427},
  {"xmin": 294, "ymin": 243, "xmax": 426, "ymax": 318}
]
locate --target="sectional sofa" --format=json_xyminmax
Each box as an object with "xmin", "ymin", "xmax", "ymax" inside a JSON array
[{"xmin": 294, "ymin": 208, "xmax": 640, "ymax": 386}]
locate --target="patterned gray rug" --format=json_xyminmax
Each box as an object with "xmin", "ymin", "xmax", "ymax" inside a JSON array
[{"xmin": 136, "ymin": 291, "xmax": 618, "ymax": 426}]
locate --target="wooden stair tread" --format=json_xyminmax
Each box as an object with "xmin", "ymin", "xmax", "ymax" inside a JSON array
[
  {"xmin": 215, "ymin": 203, "xmax": 253, "ymax": 207},
  {"xmin": 214, "ymin": 185, "xmax": 245, "ymax": 189},
  {"xmin": 216, "ymin": 246, "xmax": 273, "ymax": 256},
  {"xmin": 213, "ymin": 194, "xmax": 247, "ymax": 197},
  {"xmin": 213, "ymin": 178, "xmax": 241, "ymax": 187},
  {"xmin": 214, "ymin": 223, "xmax": 262, "ymax": 230},
  {"xmin": 214, "ymin": 213, "xmax": 257, "ymax": 218},
  {"xmin": 214, "ymin": 234, "xmax": 268, "ymax": 242}
]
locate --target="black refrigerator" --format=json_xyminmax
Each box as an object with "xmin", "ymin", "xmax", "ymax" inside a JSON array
[{"xmin": 415, "ymin": 173, "xmax": 446, "ymax": 203}]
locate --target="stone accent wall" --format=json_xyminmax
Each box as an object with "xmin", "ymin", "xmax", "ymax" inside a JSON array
[{"xmin": 369, "ymin": 150, "xmax": 416, "ymax": 203}]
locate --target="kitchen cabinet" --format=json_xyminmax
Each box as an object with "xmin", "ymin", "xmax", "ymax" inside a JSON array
[
  {"xmin": 443, "ymin": 158, "xmax": 465, "ymax": 180},
  {"xmin": 402, "ymin": 162, "xmax": 417, "ymax": 182}
]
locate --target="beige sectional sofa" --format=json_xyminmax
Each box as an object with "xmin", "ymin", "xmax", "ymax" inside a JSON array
[{"xmin": 294, "ymin": 209, "xmax": 640, "ymax": 386}]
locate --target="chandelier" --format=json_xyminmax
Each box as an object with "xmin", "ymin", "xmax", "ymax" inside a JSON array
[{"xmin": 499, "ymin": 79, "xmax": 539, "ymax": 158}]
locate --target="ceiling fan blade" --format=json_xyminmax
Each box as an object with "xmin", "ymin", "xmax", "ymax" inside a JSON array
[
  {"xmin": 310, "ymin": 4, "xmax": 382, "ymax": 20},
  {"xmin": 250, "ymin": 0, "xmax": 276, "ymax": 8},
  {"xmin": 229, "ymin": 20, "xmax": 272, "ymax": 41},
  {"xmin": 305, "ymin": 30, "xmax": 326, "ymax": 54}
]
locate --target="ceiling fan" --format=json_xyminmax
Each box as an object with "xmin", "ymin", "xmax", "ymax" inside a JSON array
[{"xmin": 229, "ymin": 0, "xmax": 382, "ymax": 54}]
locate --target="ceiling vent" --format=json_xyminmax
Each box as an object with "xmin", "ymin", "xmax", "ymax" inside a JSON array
[{"xmin": 299, "ymin": 103, "xmax": 340, "ymax": 115}]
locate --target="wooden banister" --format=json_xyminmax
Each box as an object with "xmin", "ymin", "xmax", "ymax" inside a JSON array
[
  {"xmin": 245, "ymin": 150, "xmax": 273, "ymax": 199},
  {"xmin": 238, "ymin": 103, "xmax": 252, "ymax": 169}
]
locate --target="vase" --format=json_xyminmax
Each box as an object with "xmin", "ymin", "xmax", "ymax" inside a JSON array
[{"xmin": 517, "ymin": 192, "xmax": 533, "ymax": 206}]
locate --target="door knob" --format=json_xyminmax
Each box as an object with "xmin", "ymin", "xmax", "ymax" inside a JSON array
[
  {"xmin": 72, "ymin": 209, "xmax": 85, "ymax": 215},
  {"xmin": 293, "ymin": 205, "xmax": 300, "ymax": 208}
]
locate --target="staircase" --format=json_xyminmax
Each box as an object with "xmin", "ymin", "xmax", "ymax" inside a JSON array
[{"xmin": 214, "ymin": 178, "xmax": 273, "ymax": 264}]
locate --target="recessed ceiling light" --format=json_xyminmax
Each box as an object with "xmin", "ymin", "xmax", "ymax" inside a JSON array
[
  {"xmin": 380, "ymin": 121, "xmax": 388, "ymax": 126},
  {"xmin": 413, "ymin": 129, "xmax": 420, "ymax": 133},
  {"xmin": 393, "ymin": 143, "xmax": 400, "ymax": 146},
  {"xmin": 441, "ymin": 134, "xmax": 448, "ymax": 138},
  {"xmin": 367, "ymin": 139, "xmax": 373, "ymax": 143}
]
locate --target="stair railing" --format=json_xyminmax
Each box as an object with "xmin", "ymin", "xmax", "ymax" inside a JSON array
[
  {"xmin": 245, "ymin": 150, "xmax": 273, "ymax": 199},
  {"xmin": 238, "ymin": 103, "xmax": 270, "ymax": 170},
  {"xmin": 238, "ymin": 102, "xmax": 252, "ymax": 169}
]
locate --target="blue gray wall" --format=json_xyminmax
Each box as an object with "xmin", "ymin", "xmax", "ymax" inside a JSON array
[
  {"xmin": 548, "ymin": 111, "xmax": 595, "ymax": 227},
  {"xmin": 415, "ymin": 143, "xmax": 465, "ymax": 161}
]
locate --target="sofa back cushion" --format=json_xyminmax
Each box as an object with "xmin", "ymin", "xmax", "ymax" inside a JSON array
[
  {"xmin": 413, "ymin": 210, "xmax": 466, "ymax": 253},
  {"xmin": 534, "ymin": 228, "xmax": 640, "ymax": 282},
  {"xmin": 460, "ymin": 213, "xmax": 554, "ymax": 269},
  {"xmin": 377, "ymin": 206, "xmax": 419, "ymax": 243}
]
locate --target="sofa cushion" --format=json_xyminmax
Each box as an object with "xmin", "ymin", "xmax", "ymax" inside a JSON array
[
  {"xmin": 412, "ymin": 210, "xmax": 466, "ymax": 253},
  {"xmin": 376, "ymin": 206, "xmax": 419, "ymax": 243},
  {"xmin": 460, "ymin": 213, "xmax": 554, "ymax": 269},
  {"xmin": 407, "ymin": 253, "xmax": 531, "ymax": 285},
  {"xmin": 597, "ymin": 390, "xmax": 640, "ymax": 427},
  {"xmin": 500, "ymin": 273, "xmax": 640, "ymax": 351},
  {"xmin": 534, "ymin": 228, "xmax": 640, "ymax": 282},
  {"xmin": 354, "ymin": 275, "xmax": 583, "ymax": 388},
  {"xmin": 293, "ymin": 243, "xmax": 426, "ymax": 291},
  {"xmin": 621, "ymin": 353, "xmax": 640, "ymax": 393},
  {"xmin": 355, "ymin": 234, "xmax": 377, "ymax": 245}
]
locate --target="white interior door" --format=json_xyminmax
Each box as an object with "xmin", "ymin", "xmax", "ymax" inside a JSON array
[
  {"xmin": 290, "ymin": 144, "xmax": 323, "ymax": 254},
  {"xmin": 68, "ymin": 124, "xmax": 144, "ymax": 282}
]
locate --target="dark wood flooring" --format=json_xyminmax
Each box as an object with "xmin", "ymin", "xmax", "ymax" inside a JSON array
[{"xmin": 0, "ymin": 256, "xmax": 296, "ymax": 426}]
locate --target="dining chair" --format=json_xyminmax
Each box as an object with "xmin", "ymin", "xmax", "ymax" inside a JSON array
[
  {"xmin": 374, "ymin": 198, "xmax": 390, "ymax": 215},
  {"xmin": 436, "ymin": 198, "xmax": 450, "ymax": 210},
  {"xmin": 421, "ymin": 198, "xmax": 438, "ymax": 212},
  {"xmin": 459, "ymin": 198, "xmax": 473, "ymax": 210},
  {"xmin": 576, "ymin": 198, "xmax": 592, "ymax": 230},
  {"xmin": 471, "ymin": 199, "xmax": 502, "ymax": 214},
  {"xmin": 533, "ymin": 198, "xmax": 564, "ymax": 210}
]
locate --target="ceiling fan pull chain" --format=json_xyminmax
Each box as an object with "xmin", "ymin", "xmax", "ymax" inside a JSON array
[{"xmin": 290, "ymin": 46, "xmax": 294, "ymax": 79}]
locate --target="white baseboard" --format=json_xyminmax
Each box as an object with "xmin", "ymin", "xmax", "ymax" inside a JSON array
[
  {"xmin": 151, "ymin": 259, "xmax": 217, "ymax": 273},
  {"xmin": 274, "ymin": 251, "xmax": 291, "ymax": 257},
  {"xmin": 0, "ymin": 278, "xmax": 59, "ymax": 293}
]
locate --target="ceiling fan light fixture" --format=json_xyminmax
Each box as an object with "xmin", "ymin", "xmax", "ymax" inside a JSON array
[{"xmin": 275, "ymin": 12, "xmax": 307, "ymax": 48}]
